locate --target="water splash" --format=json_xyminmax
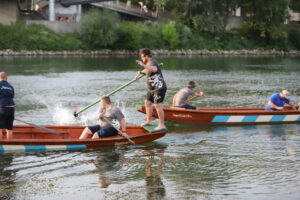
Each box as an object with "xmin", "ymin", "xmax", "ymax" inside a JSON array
[{"xmin": 52, "ymin": 103, "xmax": 96, "ymax": 126}]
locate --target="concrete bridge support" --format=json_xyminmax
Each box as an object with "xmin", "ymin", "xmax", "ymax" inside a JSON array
[{"xmin": 0, "ymin": 0, "xmax": 19, "ymax": 24}]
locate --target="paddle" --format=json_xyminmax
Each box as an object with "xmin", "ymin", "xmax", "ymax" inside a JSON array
[
  {"xmin": 101, "ymin": 116, "xmax": 135, "ymax": 145},
  {"xmin": 73, "ymin": 72, "xmax": 146, "ymax": 117},
  {"xmin": 15, "ymin": 118, "xmax": 63, "ymax": 136}
]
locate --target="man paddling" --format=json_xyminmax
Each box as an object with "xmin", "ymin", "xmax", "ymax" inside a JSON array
[
  {"xmin": 172, "ymin": 81, "xmax": 204, "ymax": 110},
  {"xmin": 79, "ymin": 96, "xmax": 126, "ymax": 139},
  {"xmin": 0, "ymin": 72, "xmax": 15, "ymax": 139},
  {"xmin": 265, "ymin": 90, "xmax": 296, "ymax": 111},
  {"xmin": 136, "ymin": 48, "xmax": 167, "ymax": 131}
]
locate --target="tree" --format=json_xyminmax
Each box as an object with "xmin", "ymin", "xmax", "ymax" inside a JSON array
[
  {"xmin": 79, "ymin": 9, "xmax": 119, "ymax": 49},
  {"xmin": 162, "ymin": 23, "xmax": 179, "ymax": 49},
  {"xmin": 168, "ymin": 0, "xmax": 238, "ymax": 32},
  {"xmin": 237, "ymin": 0, "xmax": 290, "ymax": 40},
  {"xmin": 290, "ymin": 0, "xmax": 300, "ymax": 23}
]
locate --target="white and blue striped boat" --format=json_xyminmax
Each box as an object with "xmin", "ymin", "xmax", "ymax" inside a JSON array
[
  {"xmin": 0, "ymin": 125, "xmax": 167, "ymax": 153},
  {"xmin": 137, "ymin": 105, "xmax": 300, "ymax": 125}
]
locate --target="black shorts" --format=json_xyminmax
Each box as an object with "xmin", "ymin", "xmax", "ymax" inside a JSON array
[
  {"xmin": 88, "ymin": 125, "xmax": 118, "ymax": 138},
  {"xmin": 0, "ymin": 107, "xmax": 15, "ymax": 130},
  {"xmin": 146, "ymin": 88, "xmax": 167, "ymax": 104}
]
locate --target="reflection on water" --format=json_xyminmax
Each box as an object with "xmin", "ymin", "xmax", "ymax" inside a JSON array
[
  {"xmin": 0, "ymin": 154, "xmax": 15, "ymax": 200},
  {"xmin": 0, "ymin": 56, "xmax": 300, "ymax": 199}
]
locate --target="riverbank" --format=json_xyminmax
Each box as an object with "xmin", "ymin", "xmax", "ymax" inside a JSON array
[{"xmin": 1, "ymin": 49, "xmax": 300, "ymax": 56}]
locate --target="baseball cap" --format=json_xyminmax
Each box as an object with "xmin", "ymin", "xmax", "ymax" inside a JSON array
[
  {"xmin": 281, "ymin": 90, "xmax": 289, "ymax": 96},
  {"xmin": 187, "ymin": 81, "xmax": 196, "ymax": 88}
]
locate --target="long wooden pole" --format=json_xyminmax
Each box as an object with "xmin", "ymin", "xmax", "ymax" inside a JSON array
[
  {"xmin": 101, "ymin": 116, "xmax": 135, "ymax": 145},
  {"xmin": 15, "ymin": 118, "xmax": 63, "ymax": 136},
  {"xmin": 74, "ymin": 73, "xmax": 145, "ymax": 117}
]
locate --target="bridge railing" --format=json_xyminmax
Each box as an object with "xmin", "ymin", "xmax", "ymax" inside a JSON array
[{"xmin": 94, "ymin": 0, "xmax": 157, "ymax": 19}]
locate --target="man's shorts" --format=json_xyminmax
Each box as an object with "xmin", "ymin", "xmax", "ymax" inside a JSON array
[
  {"xmin": 146, "ymin": 88, "xmax": 167, "ymax": 104},
  {"xmin": 0, "ymin": 107, "xmax": 15, "ymax": 130},
  {"xmin": 88, "ymin": 125, "xmax": 118, "ymax": 138},
  {"xmin": 180, "ymin": 103, "xmax": 197, "ymax": 110}
]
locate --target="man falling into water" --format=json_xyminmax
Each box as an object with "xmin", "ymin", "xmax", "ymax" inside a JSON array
[
  {"xmin": 0, "ymin": 72, "xmax": 15, "ymax": 139},
  {"xmin": 136, "ymin": 48, "xmax": 167, "ymax": 131}
]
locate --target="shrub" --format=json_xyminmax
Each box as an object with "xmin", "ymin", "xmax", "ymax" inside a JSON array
[
  {"xmin": 288, "ymin": 28, "xmax": 300, "ymax": 50},
  {"xmin": 79, "ymin": 9, "xmax": 119, "ymax": 49},
  {"xmin": 162, "ymin": 23, "xmax": 179, "ymax": 49},
  {"xmin": 0, "ymin": 22, "xmax": 83, "ymax": 51},
  {"xmin": 175, "ymin": 23, "xmax": 193, "ymax": 49},
  {"xmin": 116, "ymin": 22, "xmax": 143, "ymax": 50}
]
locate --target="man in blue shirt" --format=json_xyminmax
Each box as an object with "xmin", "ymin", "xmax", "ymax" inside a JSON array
[
  {"xmin": 0, "ymin": 72, "xmax": 15, "ymax": 139},
  {"xmin": 265, "ymin": 90, "xmax": 296, "ymax": 111}
]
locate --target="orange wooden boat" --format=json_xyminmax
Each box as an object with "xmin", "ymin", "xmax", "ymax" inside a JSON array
[
  {"xmin": 136, "ymin": 105, "xmax": 300, "ymax": 125},
  {"xmin": 0, "ymin": 125, "xmax": 166, "ymax": 153}
]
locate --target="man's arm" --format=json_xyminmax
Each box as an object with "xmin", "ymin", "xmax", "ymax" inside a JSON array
[
  {"xmin": 120, "ymin": 118, "xmax": 126, "ymax": 133},
  {"xmin": 136, "ymin": 60, "xmax": 157, "ymax": 73},
  {"xmin": 172, "ymin": 94, "xmax": 177, "ymax": 107},
  {"xmin": 268, "ymin": 100, "xmax": 283, "ymax": 110},
  {"xmin": 287, "ymin": 102, "xmax": 296, "ymax": 110}
]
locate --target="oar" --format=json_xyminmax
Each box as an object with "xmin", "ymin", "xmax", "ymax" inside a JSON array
[
  {"xmin": 15, "ymin": 118, "xmax": 63, "ymax": 136},
  {"xmin": 74, "ymin": 72, "xmax": 145, "ymax": 117},
  {"xmin": 101, "ymin": 116, "xmax": 135, "ymax": 145}
]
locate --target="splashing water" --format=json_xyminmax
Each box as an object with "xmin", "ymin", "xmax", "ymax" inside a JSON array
[{"xmin": 52, "ymin": 103, "xmax": 97, "ymax": 126}]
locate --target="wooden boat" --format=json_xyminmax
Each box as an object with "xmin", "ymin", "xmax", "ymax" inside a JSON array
[
  {"xmin": 0, "ymin": 125, "xmax": 167, "ymax": 153},
  {"xmin": 136, "ymin": 105, "xmax": 300, "ymax": 125}
]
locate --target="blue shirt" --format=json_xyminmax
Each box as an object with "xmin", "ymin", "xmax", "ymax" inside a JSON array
[
  {"xmin": 265, "ymin": 93, "xmax": 290, "ymax": 110},
  {"xmin": 0, "ymin": 80, "xmax": 15, "ymax": 107}
]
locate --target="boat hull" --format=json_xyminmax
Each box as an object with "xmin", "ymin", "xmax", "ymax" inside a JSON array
[
  {"xmin": 136, "ymin": 105, "xmax": 300, "ymax": 125},
  {"xmin": 0, "ymin": 125, "xmax": 166, "ymax": 152}
]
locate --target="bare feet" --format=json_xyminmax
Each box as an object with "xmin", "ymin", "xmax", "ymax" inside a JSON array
[
  {"xmin": 154, "ymin": 125, "xmax": 166, "ymax": 131},
  {"xmin": 140, "ymin": 121, "xmax": 153, "ymax": 126}
]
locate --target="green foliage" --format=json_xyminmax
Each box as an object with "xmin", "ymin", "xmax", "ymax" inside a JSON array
[
  {"xmin": 116, "ymin": 22, "xmax": 143, "ymax": 50},
  {"xmin": 238, "ymin": 0, "xmax": 290, "ymax": 41},
  {"xmin": 288, "ymin": 28, "xmax": 300, "ymax": 49},
  {"xmin": 140, "ymin": 23, "xmax": 163, "ymax": 49},
  {"xmin": 162, "ymin": 23, "xmax": 179, "ymax": 49},
  {"xmin": 79, "ymin": 9, "xmax": 119, "ymax": 49},
  {"xmin": 290, "ymin": 0, "xmax": 300, "ymax": 12},
  {"xmin": 175, "ymin": 23, "xmax": 193, "ymax": 48},
  {"xmin": 116, "ymin": 21, "xmax": 164, "ymax": 50},
  {"xmin": 0, "ymin": 22, "xmax": 83, "ymax": 51},
  {"xmin": 173, "ymin": 0, "xmax": 238, "ymax": 32}
]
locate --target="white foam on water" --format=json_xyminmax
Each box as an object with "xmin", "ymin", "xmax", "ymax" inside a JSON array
[{"xmin": 51, "ymin": 103, "xmax": 97, "ymax": 126}]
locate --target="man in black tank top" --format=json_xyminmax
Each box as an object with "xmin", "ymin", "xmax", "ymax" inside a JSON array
[{"xmin": 136, "ymin": 48, "xmax": 167, "ymax": 131}]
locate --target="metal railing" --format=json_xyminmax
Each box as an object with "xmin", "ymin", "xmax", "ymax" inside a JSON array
[{"xmin": 91, "ymin": 0, "xmax": 157, "ymax": 20}]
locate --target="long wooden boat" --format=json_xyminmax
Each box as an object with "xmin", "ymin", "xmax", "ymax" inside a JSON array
[
  {"xmin": 136, "ymin": 105, "xmax": 300, "ymax": 125},
  {"xmin": 0, "ymin": 125, "xmax": 166, "ymax": 153}
]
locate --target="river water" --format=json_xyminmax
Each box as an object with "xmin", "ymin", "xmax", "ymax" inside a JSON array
[{"xmin": 0, "ymin": 55, "xmax": 300, "ymax": 200}]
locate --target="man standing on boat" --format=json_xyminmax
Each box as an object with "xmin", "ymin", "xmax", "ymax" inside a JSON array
[
  {"xmin": 79, "ymin": 96, "xmax": 126, "ymax": 139},
  {"xmin": 0, "ymin": 72, "xmax": 15, "ymax": 139},
  {"xmin": 265, "ymin": 90, "xmax": 296, "ymax": 111},
  {"xmin": 136, "ymin": 48, "xmax": 167, "ymax": 131},
  {"xmin": 172, "ymin": 81, "xmax": 204, "ymax": 110}
]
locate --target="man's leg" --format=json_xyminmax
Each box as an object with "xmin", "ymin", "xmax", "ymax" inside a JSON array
[
  {"xmin": 0, "ymin": 129, "xmax": 3, "ymax": 140},
  {"xmin": 79, "ymin": 127, "xmax": 93, "ymax": 139},
  {"xmin": 6, "ymin": 129, "xmax": 12, "ymax": 139},
  {"xmin": 154, "ymin": 103, "xmax": 165, "ymax": 130},
  {"xmin": 142, "ymin": 100, "xmax": 153, "ymax": 126}
]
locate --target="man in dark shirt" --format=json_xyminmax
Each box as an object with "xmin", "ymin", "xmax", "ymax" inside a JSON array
[
  {"xmin": 136, "ymin": 48, "xmax": 167, "ymax": 131},
  {"xmin": 0, "ymin": 72, "xmax": 15, "ymax": 139}
]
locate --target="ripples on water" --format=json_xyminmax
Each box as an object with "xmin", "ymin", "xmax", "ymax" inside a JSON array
[{"xmin": 0, "ymin": 56, "xmax": 300, "ymax": 200}]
